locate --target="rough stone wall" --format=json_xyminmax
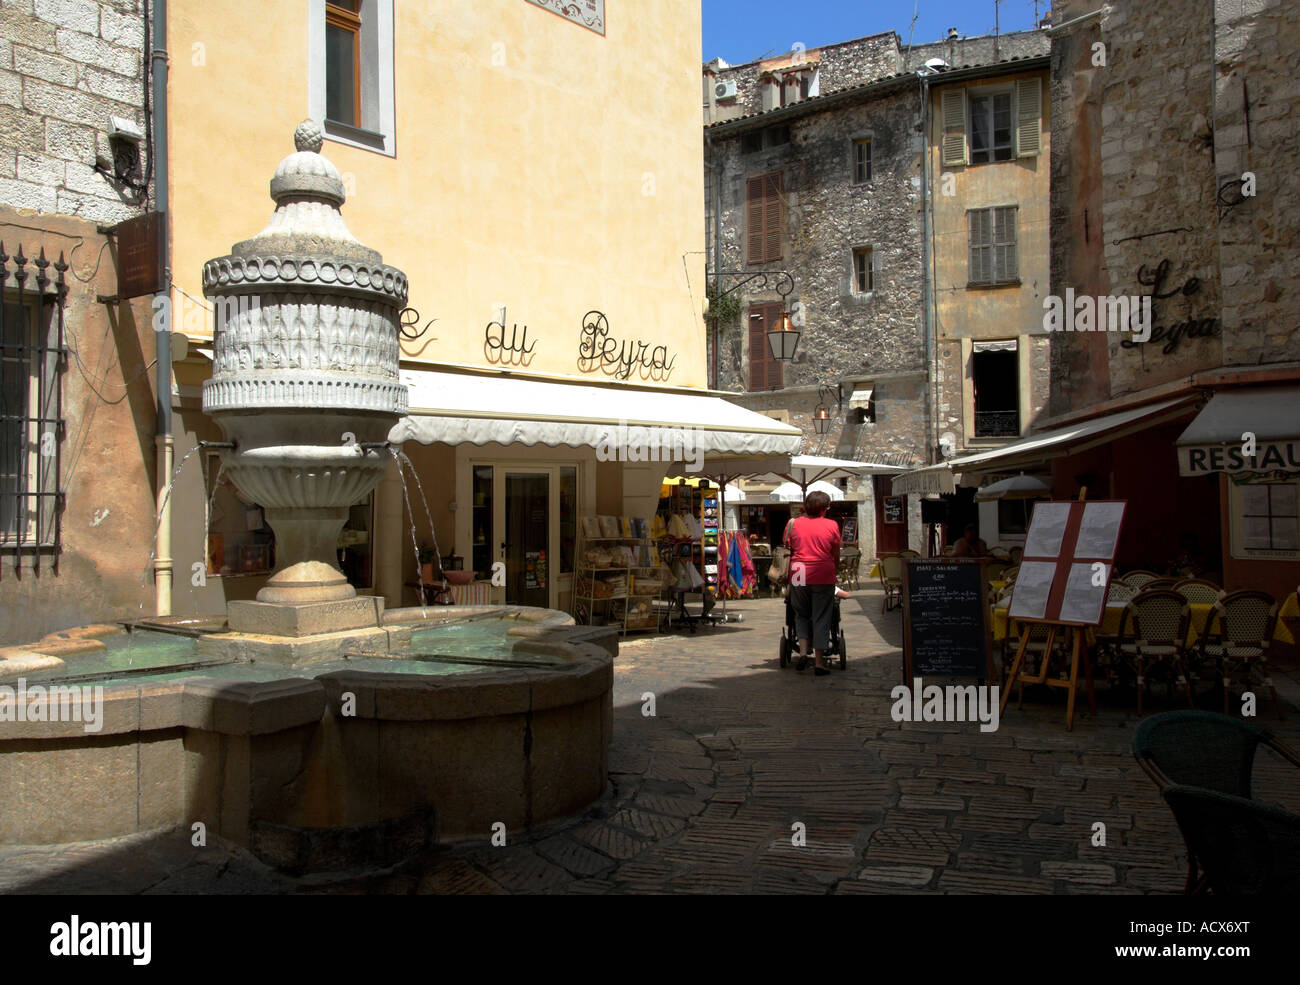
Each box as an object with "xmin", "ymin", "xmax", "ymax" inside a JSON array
[
  {"xmin": 0, "ymin": 0, "xmax": 149, "ymax": 225},
  {"xmin": 1096, "ymin": 0, "xmax": 1221, "ymax": 397},
  {"xmin": 1213, "ymin": 0, "xmax": 1300, "ymax": 366},
  {"xmin": 1047, "ymin": 5, "xmax": 1110, "ymax": 416}
]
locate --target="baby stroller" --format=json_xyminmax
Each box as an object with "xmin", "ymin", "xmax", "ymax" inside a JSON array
[{"xmin": 777, "ymin": 583, "xmax": 847, "ymax": 671}]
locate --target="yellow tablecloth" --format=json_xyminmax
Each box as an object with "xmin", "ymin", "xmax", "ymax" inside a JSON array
[
  {"xmin": 868, "ymin": 562, "xmax": 882, "ymax": 581},
  {"xmin": 992, "ymin": 598, "xmax": 1297, "ymax": 646},
  {"xmin": 449, "ymin": 580, "xmax": 495, "ymax": 605}
]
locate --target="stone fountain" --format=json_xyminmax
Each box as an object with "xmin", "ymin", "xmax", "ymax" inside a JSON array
[{"xmin": 196, "ymin": 121, "xmax": 412, "ymax": 663}]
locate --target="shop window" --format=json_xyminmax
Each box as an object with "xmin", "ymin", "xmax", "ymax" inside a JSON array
[
  {"xmin": 471, "ymin": 465, "xmax": 493, "ymax": 578},
  {"xmin": 852, "ymin": 137, "xmax": 872, "ymax": 183},
  {"xmin": 746, "ymin": 171, "xmax": 783, "ymax": 264},
  {"xmin": 968, "ymin": 206, "xmax": 1018, "ymax": 286},
  {"xmin": 998, "ymin": 498, "xmax": 1033, "ymax": 536},
  {"xmin": 337, "ymin": 496, "xmax": 374, "ymax": 589},
  {"xmin": 206, "ymin": 453, "xmax": 274, "ymax": 576},
  {"xmin": 560, "ymin": 465, "xmax": 577, "ymax": 575},
  {"xmin": 1, "ymin": 255, "xmax": 66, "ymax": 563},
  {"xmin": 1231, "ymin": 480, "xmax": 1299, "ymax": 558},
  {"xmin": 747, "ymin": 303, "xmax": 783, "ymax": 391},
  {"xmin": 312, "ymin": 0, "xmax": 396, "ymax": 155},
  {"xmin": 971, "ymin": 342, "xmax": 1019, "ymax": 438}
]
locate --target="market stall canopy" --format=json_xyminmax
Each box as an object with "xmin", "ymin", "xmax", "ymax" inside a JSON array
[
  {"xmin": 973, "ymin": 473, "xmax": 1052, "ymax": 501},
  {"xmin": 771, "ymin": 479, "xmax": 844, "ymax": 502},
  {"xmin": 1176, "ymin": 385, "xmax": 1300, "ymax": 477},
  {"xmin": 892, "ymin": 397, "xmax": 1197, "ymax": 496},
  {"xmin": 392, "ymin": 369, "xmax": 803, "ymax": 461}
]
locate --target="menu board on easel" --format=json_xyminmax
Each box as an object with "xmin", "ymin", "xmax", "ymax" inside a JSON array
[{"xmin": 1008, "ymin": 500, "xmax": 1127, "ymax": 626}]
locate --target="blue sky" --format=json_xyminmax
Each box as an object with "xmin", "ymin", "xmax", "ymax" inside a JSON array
[{"xmin": 702, "ymin": 0, "xmax": 1044, "ymax": 65}]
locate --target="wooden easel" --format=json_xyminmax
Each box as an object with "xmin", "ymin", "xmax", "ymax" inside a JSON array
[{"xmin": 998, "ymin": 619, "xmax": 1096, "ymax": 730}]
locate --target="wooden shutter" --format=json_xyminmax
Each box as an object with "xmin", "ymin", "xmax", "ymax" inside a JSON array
[
  {"xmin": 746, "ymin": 177, "xmax": 765, "ymax": 265},
  {"xmin": 1015, "ymin": 77, "xmax": 1042, "ymax": 157},
  {"xmin": 869, "ymin": 248, "xmax": 881, "ymax": 292},
  {"xmin": 995, "ymin": 207, "xmax": 1018, "ymax": 281},
  {"xmin": 763, "ymin": 173, "xmax": 782, "ymax": 263},
  {"xmin": 748, "ymin": 304, "xmax": 783, "ymax": 391},
  {"xmin": 941, "ymin": 88, "xmax": 967, "ymax": 167},
  {"xmin": 968, "ymin": 210, "xmax": 985, "ymax": 283}
]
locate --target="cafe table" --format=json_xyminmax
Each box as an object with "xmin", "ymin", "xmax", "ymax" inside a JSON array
[{"xmin": 991, "ymin": 597, "xmax": 1297, "ymax": 646}]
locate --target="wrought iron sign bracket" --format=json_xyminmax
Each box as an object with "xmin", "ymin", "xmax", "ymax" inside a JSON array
[{"xmin": 712, "ymin": 269, "xmax": 794, "ymax": 302}]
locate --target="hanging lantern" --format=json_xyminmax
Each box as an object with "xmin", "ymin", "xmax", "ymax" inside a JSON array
[
  {"xmin": 813, "ymin": 403, "xmax": 831, "ymax": 434},
  {"xmin": 766, "ymin": 310, "xmax": 800, "ymax": 362}
]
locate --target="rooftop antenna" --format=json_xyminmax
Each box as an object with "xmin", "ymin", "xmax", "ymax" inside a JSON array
[
  {"xmin": 994, "ymin": 0, "xmax": 1002, "ymax": 60},
  {"xmin": 905, "ymin": 0, "xmax": 919, "ymax": 67},
  {"xmin": 1032, "ymin": 0, "xmax": 1043, "ymax": 28}
]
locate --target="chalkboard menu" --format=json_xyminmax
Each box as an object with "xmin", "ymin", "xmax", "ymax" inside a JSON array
[
  {"xmin": 884, "ymin": 496, "xmax": 905, "ymax": 524},
  {"xmin": 901, "ymin": 558, "xmax": 994, "ymax": 680}
]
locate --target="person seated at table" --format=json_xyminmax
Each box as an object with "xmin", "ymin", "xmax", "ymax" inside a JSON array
[
  {"xmin": 951, "ymin": 523, "xmax": 989, "ymax": 558},
  {"xmin": 1165, "ymin": 531, "xmax": 1205, "ymax": 578}
]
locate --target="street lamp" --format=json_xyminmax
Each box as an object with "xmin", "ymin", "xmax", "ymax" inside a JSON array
[
  {"xmin": 812, "ymin": 384, "xmax": 841, "ymax": 434},
  {"xmin": 766, "ymin": 309, "xmax": 800, "ymax": 363}
]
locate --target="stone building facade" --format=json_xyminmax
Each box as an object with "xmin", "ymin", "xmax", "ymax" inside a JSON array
[
  {"xmin": 704, "ymin": 29, "xmax": 1049, "ymax": 557},
  {"xmin": 0, "ymin": 0, "xmax": 156, "ymax": 641},
  {"xmin": 1042, "ymin": 0, "xmax": 1300, "ymax": 597}
]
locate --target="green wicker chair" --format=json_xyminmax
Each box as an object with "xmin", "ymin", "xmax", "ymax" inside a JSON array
[
  {"xmin": 878, "ymin": 554, "xmax": 904, "ymax": 613},
  {"xmin": 1161, "ymin": 785, "xmax": 1300, "ymax": 895},
  {"xmin": 1119, "ymin": 570, "xmax": 1161, "ymax": 589},
  {"xmin": 1133, "ymin": 710, "xmax": 1300, "ymax": 893}
]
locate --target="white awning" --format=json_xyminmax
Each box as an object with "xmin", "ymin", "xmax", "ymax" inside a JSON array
[
  {"xmin": 972, "ymin": 339, "xmax": 1018, "ymax": 353},
  {"xmin": 1177, "ymin": 385, "xmax": 1300, "ymax": 476},
  {"xmin": 771, "ymin": 479, "xmax": 845, "ymax": 503},
  {"xmin": 892, "ymin": 397, "xmax": 1197, "ymax": 495},
  {"xmin": 849, "ymin": 386, "xmax": 874, "ymax": 409},
  {"xmin": 390, "ymin": 369, "xmax": 803, "ymax": 461}
]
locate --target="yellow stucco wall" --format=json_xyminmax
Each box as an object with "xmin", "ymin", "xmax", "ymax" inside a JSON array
[
  {"xmin": 929, "ymin": 69, "xmax": 1052, "ymax": 341},
  {"xmin": 166, "ymin": 0, "xmax": 707, "ymax": 387}
]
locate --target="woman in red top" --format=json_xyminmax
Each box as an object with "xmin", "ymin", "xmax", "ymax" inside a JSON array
[{"xmin": 783, "ymin": 490, "xmax": 841, "ymax": 676}]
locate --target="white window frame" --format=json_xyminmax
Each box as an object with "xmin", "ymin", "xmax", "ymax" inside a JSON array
[
  {"xmin": 1229, "ymin": 478, "xmax": 1300, "ymax": 560},
  {"xmin": 309, "ymin": 0, "xmax": 396, "ymax": 157}
]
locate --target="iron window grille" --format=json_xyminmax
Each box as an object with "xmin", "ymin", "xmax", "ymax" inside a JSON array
[{"xmin": 1, "ymin": 243, "xmax": 68, "ymax": 576}]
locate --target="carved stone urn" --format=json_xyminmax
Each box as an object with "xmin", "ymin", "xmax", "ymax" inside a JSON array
[{"xmin": 202, "ymin": 121, "xmax": 407, "ymax": 618}]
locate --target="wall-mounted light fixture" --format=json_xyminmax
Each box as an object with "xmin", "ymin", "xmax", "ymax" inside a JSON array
[
  {"xmin": 765, "ymin": 271, "xmax": 799, "ymax": 364},
  {"xmin": 812, "ymin": 383, "xmax": 843, "ymax": 434}
]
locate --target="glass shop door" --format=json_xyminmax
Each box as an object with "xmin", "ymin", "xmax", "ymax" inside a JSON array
[{"xmin": 503, "ymin": 470, "xmax": 550, "ymax": 607}]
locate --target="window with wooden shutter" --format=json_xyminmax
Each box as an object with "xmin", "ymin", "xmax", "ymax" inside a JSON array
[
  {"xmin": 940, "ymin": 88, "xmax": 967, "ymax": 167},
  {"xmin": 968, "ymin": 206, "xmax": 1018, "ymax": 285},
  {"xmin": 852, "ymin": 137, "xmax": 872, "ymax": 183},
  {"xmin": 746, "ymin": 172, "xmax": 783, "ymax": 265},
  {"xmin": 1016, "ymin": 77, "xmax": 1042, "ymax": 157},
  {"xmin": 748, "ymin": 303, "xmax": 784, "ymax": 391}
]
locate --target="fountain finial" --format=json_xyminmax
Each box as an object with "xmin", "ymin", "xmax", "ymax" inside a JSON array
[{"xmin": 294, "ymin": 119, "xmax": 324, "ymax": 154}]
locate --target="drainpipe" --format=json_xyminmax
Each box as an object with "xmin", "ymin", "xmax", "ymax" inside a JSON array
[
  {"xmin": 152, "ymin": 0, "xmax": 172, "ymax": 616},
  {"xmin": 706, "ymin": 133, "xmax": 723, "ymax": 389},
  {"xmin": 918, "ymin": 71, "xmax": 935, "ymax": 466}
]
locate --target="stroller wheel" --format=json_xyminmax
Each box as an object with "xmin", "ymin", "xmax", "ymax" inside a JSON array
[{"xmin": 779, "ymin": 634, "xmax": 791, "ymax": 668}]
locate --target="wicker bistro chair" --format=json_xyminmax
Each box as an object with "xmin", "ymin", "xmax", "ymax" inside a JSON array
[
  {"xmin": 1162, "ymin": 786, "xmax": 1300, "ymax": 895},
  {"xmin": 878, "ymin": 554, "xmax": 904, "ymax": 613},
  {"xmin": 1133, "ymin": 710, "xmax": 1300, "ymax": 893},
  {"xmin": 1119, "ymin": 570, "xmax": 1161, "ymax": 589},
  {"xmin": 1173, "ymin": 578, "xmax": 1225, "ymax": 606},
  {"xmin": 1196, "ymin": 590, "xmax": 1282, "ymax": 718},
  {"xmin": 1117, "ymin": 590, "xmax": 1194, "ymax": 714},
  {"xmin": 898, "ymin": 549, "xmax": 921, "ymax": 559},
  {"xmin": 1143, "ymin": 577, "xmax": 1178, "ymax": 591}
]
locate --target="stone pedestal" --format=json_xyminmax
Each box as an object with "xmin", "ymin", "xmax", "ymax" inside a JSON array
[
  {"xmin": 227, "ymin": 596, "xmax": 383, "ymax": 636},
  {"xmin": 196, "ymin": 624, "xmax": 414, "ymax": 667}
]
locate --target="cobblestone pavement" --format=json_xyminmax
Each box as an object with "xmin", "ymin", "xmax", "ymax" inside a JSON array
[{"xmin": 4, "ymin": 587, "xmax": 1299, "ymax": 895}]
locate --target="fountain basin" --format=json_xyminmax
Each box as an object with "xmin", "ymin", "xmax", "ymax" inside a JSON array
[{"xmin": 0, "ymin": 607, "xmax": 615, "ymax": 872}]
